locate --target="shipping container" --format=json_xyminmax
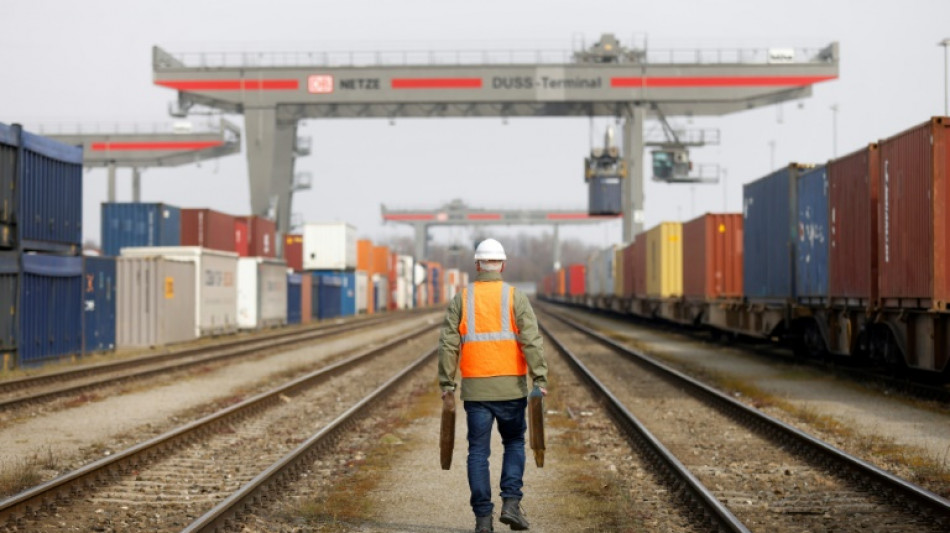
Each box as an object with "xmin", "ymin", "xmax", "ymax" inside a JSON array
[
  {"xmin": 682, "ymin": 214, "xmax": 743, "ymax": 300},
  {"xmin": 300, "ymin": 272, "xmax": 313, "ymax": 323},
  {"xmin": 567, "ymin": 264, "xmax": 586, "ymax": 296},
  {"xmin": 0, "ymin": 252, "xmax": 83, "ymax": 368},
  {"xmin": 284, "ymin": 234, "xmax": 303, "ymax": 271},
  {"xmin": 356, "ymin": 270, "xmax": 368, "ymax": 314},
  {"xmin": 796, "ymin": 166, "xmax": 830, "ymax": 300},
  {"xmin": 314, "ymin": 271, "xmax": 342, "ymax": 319},
  {"xmin": 101, "ymin": 203, "xmax": 181, "ymax": 257},
  {"xmin": 621, "ymin": 237, "xmax": 647, "ymax": 298},
  {"xmin": 646, "ymin": 222, "xmax": 682, "ymax": 298},
  {"xmin": 388, "ymin": 251, "xmax": 399, "ymax": 311},
  {"xmin": 743, "ymin": 163, "xmax": 815, "ymax": 301},
  {"xmin": 374, "ymin": 275, "xmax": 389, "ymax": 311},
  {"xmin": 427, "ymin": 262, "xmax": 442, "ymax": 305},
  {"xmin": 357, "ymin": 239, "xmax": 373, "ymax": 271},
  {"xmin": 613, "ymin": 245, "xmax": 625, "ymax": 297},
  {"xmin": 556, "ymin": 267, "xmax": 566, "ymax": 296},
  {"xmin": 180, "ymin": 208, "xmax": 237, "ymax": 253},
  {"xmin": 287, "ymin": 272, "xmax": 302, "ymax": 325},
  {"xmin": 877, "ymin": 117, "xmax": 950, "ymax": 309},
  {"xmin": 83, "ymin": 256, "xmax": 116, "ymax": 352},
  {"xmin": 116, "ymin": 256, "xmax": 197, "ymax": 347},
  {"xmin": 236, "ymin": 257, "xmax": 288, "ymax": 329},
  {"xmin": 394, "ymin": 255, "xmax": 414, "ymax": 310},
  {"xmin": 121, "ymin": 246, "xmax": 239, "ymax": 336},
  {"xmin": 828, "ymin": 144, "xmax": 879, "ymax": 305},
  {"xmin": 302, "ymin": 222, "xmax": 357, "ymax": 270},
  {"xmin": 234, "ymin": 216, "xmax": 276, "ymax": 258},
  {"xmin": 371, "ymin": 245, "xmax": 391, "ymax": 276},
  {"xmin": 0, "ymin": 123, "xmax": 83, "ymax": 254}
]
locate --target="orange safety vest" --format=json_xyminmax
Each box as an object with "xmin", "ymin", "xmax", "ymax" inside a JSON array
[{"xmin": 459, "ymin": 281, "xmax": 527, "ymax": 378}]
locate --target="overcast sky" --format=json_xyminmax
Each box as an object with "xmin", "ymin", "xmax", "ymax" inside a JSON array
[{"xmin": 2, "ymin": 0, "xmax": 949, "ymax": 254}]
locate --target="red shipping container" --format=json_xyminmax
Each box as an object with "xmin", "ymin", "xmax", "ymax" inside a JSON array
[
  {"xmin": 284, "ymin": 234, "xmax": 303, "ymax": 271},
  {"xmin": 234, "ymin": 218, "xmax": 249, "ymax": 257},
  {"xmin": 621, "ymin": 237, "xmax": 647, "ymax": 297},
  {"xmin": 828, "ymin": 144, "xmax": 879, "ymax": 305},
  {"xmin": 567, "ymin": 264, "xmax": 586, "ymax": 296},
  {"xmin": 235, "ymin": 216, "xmax": 276, "ymax": 258},
  {"xmin": 300, "ymin": 272, "xmax": 313, "ymax": 323},
  {"xmin": 181, "ymin": 208, "xmax": 236, "ymax": 252},
  {"xmin": 878, "ymin": 117, "xmax": 950, "ymax": 310},
  {"xmin": 682, "ymin": 213, "xmax": 743, "ymax": 300},
  {"xmin": 388, "ymin": 252, "xmax": 399, "ymax": 311}
]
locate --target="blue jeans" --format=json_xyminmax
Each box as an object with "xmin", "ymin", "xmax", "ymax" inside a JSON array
[{"xmin": 464, "ymin": 398, "xmax": 527, "ymax": 517}]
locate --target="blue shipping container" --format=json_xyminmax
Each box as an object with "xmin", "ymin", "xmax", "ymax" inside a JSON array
[
  {"xmin": 0, "ymin": 252, "xmax": 83, "ymax": 368},
  {"xmin": 315, "ymin": 272, "xmax": 343, "ymax": 319},
  {"xmin": 287, "ymin": 273, "xmax": 302, "ymax": 324},
  {"xmin": 83, "ymin": 256, "xmax": 116, "ymax": 352},
  {"xmin": 743, "ymin": 164, "xmax": 815, "ymax": 301},
  {"xmin": 0, "ymin": 123, "xmax": 83, "ymax": 254},
  {"xmin": 340, "ymin": 271, "xmax": 356, "ymax": 316},
  {"xmin": 795, "ymin": 166, "xmax": 829, "ymax": 299},
  {"xmin": 101, "ymin": 203, "xmax": 181, "ymax": 256}
]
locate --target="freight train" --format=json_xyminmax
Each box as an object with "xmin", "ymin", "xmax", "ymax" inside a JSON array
[
  {"xmin": 0, "ymin": 121, "xmax": 461, "ymax": 371},
  {"xmin": 538, "ymin": 116, "xmax": 950, "ymax": 381}
]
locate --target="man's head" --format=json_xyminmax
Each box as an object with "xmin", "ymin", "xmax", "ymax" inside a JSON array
[{"xmin": 474, "ymin": 238, "xmax": 506, "ymax": 272}]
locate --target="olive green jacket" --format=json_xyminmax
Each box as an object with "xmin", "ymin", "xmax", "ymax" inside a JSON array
[{"xmin": 438, "ymin": 271, "xmax": 548, "ymax": 401}]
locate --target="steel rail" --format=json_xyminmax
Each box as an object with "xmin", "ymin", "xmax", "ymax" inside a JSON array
[
  {"xmin": 541, "ymin": 306, "xmax": 950, "ymax": 524},
  {"xmin": 0, "ymin": 321, "xmax": 437, "ymax": 526},
  {"xmin": 538, "ymin": 312, "xmax": 750, "ymax": 533},
  {"xmin": 182, "ymin": 347, "xmax": 437, "ymax": 532},
  {"xmin": 0, "ymin": 312, "xmax": 434, "ymax": 413}
]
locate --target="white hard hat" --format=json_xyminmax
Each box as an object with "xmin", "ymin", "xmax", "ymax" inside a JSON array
[{"xmin": 474, "ymin": 238, "xmax": 507, "ymax": 261}]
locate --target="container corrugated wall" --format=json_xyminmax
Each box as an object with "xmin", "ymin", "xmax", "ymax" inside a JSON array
[
  {"xmin": 284, "ymin": 234, "xmax": 303, "ymax": 271},
  {"xmin": 237, "ymin": 257, "xmax": 288, "ymax": 329},
  {"xmin": 743, "ymin": 164, "xmax": 813, "ymax": 301},
  {"xmin": 646, "ymin": 222, "xmax": 683, "ymax": 298},
  {"xmin": 828, "ymin": 144, "xmax": 879, "ymax": 304},
  {"xmin": 682, "ymin": 214, "xmax": 743, "ymax": 300},
  {"xmin": 83, "ymin": 256, "xmax": 116, "ymax": 352},
  {"xmin": 302, "ymin": 222, "xmax": 357, "ymax": 270},
  {"xmin": 287, "ymin": 273, "xmax": 302, "ymax": 324},
  {"xmin": 300, "ymin": 272, "xmax": 313, "ymax": 323},
  {"xmin": 180, "ymin": 208, "xmax": 236, "ymax": 253},
  {"xmin": 120, "ymin": 247, "xmax": 238, "ymax": 336},
  {"xmin": 356, "ymin": 270, "xmax": 368, "ymax": 313},
  {"xmin": 315, "ymin": 271, "xmax": 343, "ymax": 319},
  {"xmin": 567, "ymin": 264, "xmax": 585, "ymax": 296},
  {"xmin": 796, "ymin": 166, "xmax": 829, "ymax": 299},
  {"xmin": 613, "ymin": 245, "xmax": 624, "ymax": 297},
  {"xmin": 116, "ymin": 256, "xmax": 197, "ymax": 347},
  {"xmin": 241, "ymin": 216, "xmax": 276, "ymax": 258},
  {"xmin": 878, "ymin": 117, "xmax": 950, "ymax": 310},
  {"xmin": 0, "ymin": 123, "xmax": 83, "ymax": 253},
  {"xmin": 101, "ymin": 203, "xmax": 181, "ymax": 257}
]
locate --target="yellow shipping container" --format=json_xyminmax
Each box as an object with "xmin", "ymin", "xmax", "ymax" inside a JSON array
[{"xmin": 646, "ymin": 222, "xmax": 683, "ymax": 298}]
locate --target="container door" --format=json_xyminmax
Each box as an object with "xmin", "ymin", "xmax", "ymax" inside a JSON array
[{"xmin": 234, "ymin": 219, "xmax": 250, "ymax": 257}]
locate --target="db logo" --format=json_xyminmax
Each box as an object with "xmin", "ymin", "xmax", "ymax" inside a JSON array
[{"xmin": 308, "ymin": 75, "xmax": 334, "ymax": 94}]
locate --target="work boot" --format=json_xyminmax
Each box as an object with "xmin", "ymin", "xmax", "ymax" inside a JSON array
[
  {"xmin": 474, "ymin": 514, "xmax": 493, "ymax": 532},
  {"xmin": 499, "ymin": 498, "xmax": 529, "ymax": 530}
]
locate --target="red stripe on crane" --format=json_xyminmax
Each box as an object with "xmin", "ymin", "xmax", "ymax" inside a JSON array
[
  {"xmin": 91, "ymin": 141, "xmax": 225, "ymax": 151},
  {"xmin": 155, "ymin": 79, "xmax": 300, "ymax": 91},
  {"xmin": 391, "ymin": 78, "xmax": 482, "ymax": 89},
  {"xmin": 467, "ymin": 213, "xmax": 502, "ymax": 220}
]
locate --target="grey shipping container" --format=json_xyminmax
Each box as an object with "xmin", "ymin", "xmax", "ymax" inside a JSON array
[
  {"xmin": 0, "ymin": 251, "xmax": 83, "ymax": 369},
  {"xmin": 795, "ymin": 166, "xmax": 829, "ymax": 300},
  {"xmin": 101, "ymin": 203, "xmax": 181, "ymax": 256},
  {"xmin": 0, "ymin": 122, "xmax": 83, "ymax": 254},
  {"xmin": 116, "ymin": 256, "xmax": 198, "ymax": 347},
  {"xmin": 743, "ymin": 163, "xmax": 816, "ymax": 301}
]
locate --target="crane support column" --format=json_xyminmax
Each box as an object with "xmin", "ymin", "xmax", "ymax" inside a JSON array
[
  {"xmin": 622, "ymin": 105, "xmax": 645, "ymax": 242},
  {"xmin": 107, "ymin": 163, "xmax": 117, "ymax": 203},
  {"xmin": 132, "ymin": 167, "xmax": 142, "ymax": 202},
  {"xmin": 245, "ymin": 107, "xmax": 297, "ymax": 244},
  {"xmin": 414, "ymin": 223, "xmax": 428, "ymax": 262},
  {"xmin": 553, "ymin": 224, "xmax": 561, "ymax": 271}
]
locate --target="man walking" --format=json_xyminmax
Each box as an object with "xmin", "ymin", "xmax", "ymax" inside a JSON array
[{"xmin": 438, "ymin": 238, "xmax": 548, "ymax": 532}]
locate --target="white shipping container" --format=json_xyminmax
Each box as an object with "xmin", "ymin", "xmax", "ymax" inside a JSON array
[
  {"xmin": 444, "ymin": 268, "xmax": 461, "ymax": 301},
  {"xmin": 237, "ymin": 257, "xmax": 289, "ymax": 329},
  {"xmin": 395, "ymin": 255, "xmax": 414, "ymax": 310},
  {"xmin": 116, "ymin": 256, "xmax": 198, "ymax": 347},
  {"xmin": 373, "ymin": 275, "xmax": 389, "ymax": 311},
  {"xmin": 355, "ymin": 270, "xmax": 368, "ymax": 314},
  {"xmin": 302, "ymin": 222, "xmax": 356, "ymax": 270},
  {"xmin": 121, "ymin": 246, "xmax": 239, "ymax": 337}
]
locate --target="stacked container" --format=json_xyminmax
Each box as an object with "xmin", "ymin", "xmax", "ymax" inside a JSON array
[
  {"xmin": 0, "ymin": 123, "xmax": 85, "ymax": 368},
  {"xmin": 101, "ymin": 203, "xmax": 181, "ymax": 257},
  {"xmin": 302, "ymin": 222, "xmax": 356, "ymax": 270},
  {"xmin": 284, "ymin": 234, "xmax": 303, "ymax": 271},
  {"xmin": 313, "ymin": 270, "xmax": 356, "ymax": 319},
  {"xmin": 116, "ymin": 256, "xmax": 197, "ymax": 347},
  {"xmin": 83, "ymin": 256, "xmax": 117, "ymax": 352},
  {"xmin": 234, "ymin": 216, "xmax": 276, "ymax": 258},
  {"xmin": 121, "ymin": 246, "xmax": 239, "ymax": 337},
  {"xmin": 681, "ymin": 214, "xmax": 743, "ymax": 300},
  {"xmin": 236, "ymin": 257, "xmax": 288, "ymax": 329},
  {"xmin": 301, "ymin": 272, "xmax": 314, "ymax": 323},
  {"xmin": 287, "ymin": 272, "xmax": 303, "ymax": 325},
  {"xmin": 877, "ymin": 117, "xmax": 950, "ymax": 310},
  {"xmin": 181, "ymin": 208, "xmax": 237, "ymax": 253},
  {"xmin": 357, "ymin": 239, "xmax": 374, "ymax": 313}
]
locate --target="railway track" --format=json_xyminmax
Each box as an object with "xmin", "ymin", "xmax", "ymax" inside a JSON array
[
  {"xmin": 0, "ymin": 311, "xmax": 437, "ymax": 414},
  {"xmin": 538, "ymin": 306, "xmax": 950, "ymax": 532},
  {"xmin": 0, "ymin": 318, "xmax": 439, "ymax": 531}
]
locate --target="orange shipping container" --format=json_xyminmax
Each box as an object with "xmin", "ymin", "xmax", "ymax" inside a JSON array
[
  {"xmin": 682, "ymin": 214, "xmax": 742, "ymax": 300},
  {"xmin": 557, "ymin": 267, "xmax": 566, "ymax": 296},
  {"xmin": 357, "ymin": 239, "xmax": 373, "ymax": 272},
  {"xmin": 372, "ymin": 245, "xmax": 390, "ymax": 276}
]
